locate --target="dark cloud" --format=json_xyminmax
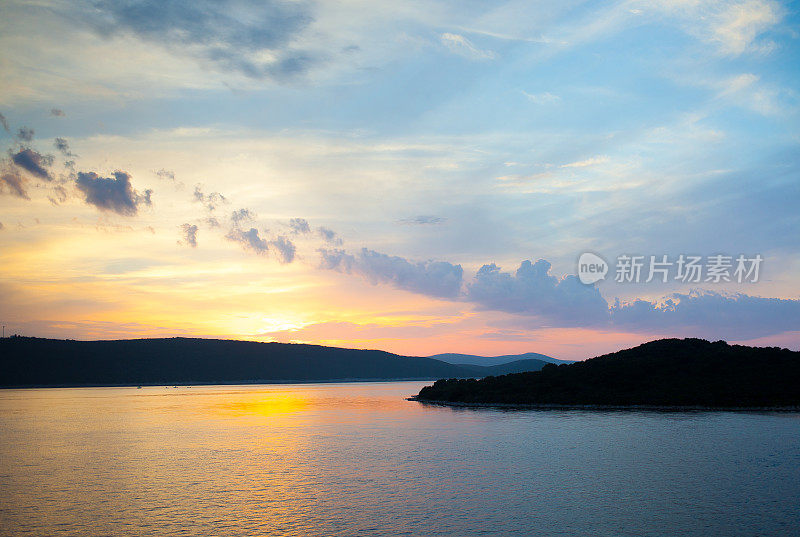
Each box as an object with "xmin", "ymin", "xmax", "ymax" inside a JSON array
[
  {"xmin": 54, "ymin": 138, "xmax": 76, "ymax": 157},
  {"xmin": 11, "ymin": 149, "xmax": 53, "ymax": 180},
  {"xmin": 139, "ymin": 188, "xmax": 152, "ymax": 206},
  {"xmin": 468, "ymin": 260, "xmax": 610, "ymax": 326},
  {"xmin": 315, "ymin": 244, "xmax": 799, "ymax": 340},
  {"xmin": 270, "ymin": 235, "xmax": 296, "ymax": 263},
  {"xmin": 0, "ymin": 113, "xmax": 9, "ymax": 133},
  {"xmin": 289, "ymin": 217, "xmax": 310, "ymax": 234},
  {"xmin": 317, "ymin": 226, "xmax": 342, "ymax": 245},
  {"xmin": 89, "ymin": 0, "xmax": 315, "ymax": 80},
  {"xmin": 400, "ymin": 215, "xmax": 447, "ymax": 225},
  {"xmin": 0, "ymin": 171, "xmax": 29, "ymax": 199},
  {"xmin": 0, "ymin": 222, "xmax": 4, "ymax": 230},
  {"xmin": 465, "ymin": 260, "xmax": 799, "ymax": 338},
  {"xmin": 192, "ymin": 184, "xmax": 227, "ymax": 211},
  {"xmin": 51, "ymin": 108, "xmax": 66, "ymax": 117},
  {"xmin": 75, "ymin": 171, "xmax": 152, "ymax": 216},
  {"xmin": 17, "ymin": 127, "xmax": 34, "ymax": 142},
  {"xmin": 205, "ymin": 217, "xmax": 220, "ymax": 228},
  {"xmin": 226, "ymin": 222, "xmax": 295, "ymax": 263},
  {"xmin": 320, "ymin": 247, "xmax": 463, "ymax": 299},
  {"xmin": 181, "ymin": 223, "xmax": 198, "ymax": 247},
  {"xmin": 226, "ymin": 227, "xmax": 269, "ymax": 254},
  {"xmin": 610, "ymin": 291, "xmax": 800, "ymax": 341}
]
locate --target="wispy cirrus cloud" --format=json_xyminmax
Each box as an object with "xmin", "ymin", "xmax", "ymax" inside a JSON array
[
  {"xmin": 522, "ymin": 91, "xmax": 560, "ymax": 105},
  {"xmin": 82, "ymin": 0, "xmax": 315, "ymax": 80},
  {"xmin": 399, "ymin": 215, "xmax": 447, "ymax": 225},
  {"xmin": 560, "ymin": 155, "xmax": 610, "ymax": 169},
  {"xmin": 440, "ymin": 33, "xmax": 496, "ymax": 60}
]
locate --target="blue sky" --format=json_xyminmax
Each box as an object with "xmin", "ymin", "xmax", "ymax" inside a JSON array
[{"xmin": 0, "ymin": 0, "xmax": 798, "ymax": 358}]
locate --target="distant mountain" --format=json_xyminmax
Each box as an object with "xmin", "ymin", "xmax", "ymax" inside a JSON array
[
  {"xmin": 415, "ymin": 339, "xmax": 800, "ymax": 408},
  {"xmin": 0, "ymin": 336, "xmax": 546, "ymax": 388},
  {"xmin": 471, "ymin": 358, "xmax": 553, "ymax": 376},
  {"xmin": 429, "ymin": 352, "xmax": 569, "ymax": 367}
]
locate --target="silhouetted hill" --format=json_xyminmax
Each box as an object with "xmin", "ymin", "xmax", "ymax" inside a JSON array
[
  {"xmin": 429, "ymin": 352, "xmax": 569, "ymax": 366},
  {"xmin": 0, "ymin": 336, "xmax": 490, "ymax": 387},
  {"xmin": 415, "ymin": 339, "xmax": 800, "ymax": 408},
  {"xmin": 459, "ymin": 358, "xmax": 551, "ymax": 376}
]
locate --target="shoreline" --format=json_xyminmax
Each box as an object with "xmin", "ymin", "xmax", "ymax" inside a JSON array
[
  {"xmin": 408, "ymin": 397, "xmax": 800, "ymax": 412},
  {"xmin": 0, "ymin": 378, "xmax": 438, "ymax": 390}
]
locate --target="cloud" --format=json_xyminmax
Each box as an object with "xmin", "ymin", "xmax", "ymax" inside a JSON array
[
  {"xmin": 0, "ymin": 171, "xmax": 29, "ymax": 199},
  {"xmin": 192, "ymin": 184, "xmax": 227, "ymax": 211},
  {"xmin": 0, "ymin": 222, "xmax": 3, "ymax": 230},
  {"xmin": 226, "ymin": 221, "xmax": 296, "ymax": 262},
  {"xmin": 50, "ymin": 108, "xmax": 65, "ymax": 117},
  {"xmin": 714, "ymin": 72, "xmax": 784, "ymax": 115},
  {"xmin": 226, "ymin": 227, "xmax": 269, "ymax": 254},
  {"xmin": 461, "ymin": 259, "xmax": 800, "ymax": 339},
  {"xmin": 11, "ymin": 149, "xmax": 53, "ymax": 180},
  {"xmin": 399, "ymin": 215, "xmax": 447, "ymax": 225},
  {"xmin": 54, "ymin": 137, "xmax": 76, "ymax": 157},
  {"xmin": 522, "ymin": 91, "xmax": 561, "ymax": 105},
  {"xmin": 156, "ymin": 168, "xmax": 183, "ymax": 189},
  {"xmin": 231, "ymin": 208, "xmax": 256, "ymax": 227},
  {"xmin": 710, "ymin": 0, "xmax": 781, "ymax": 55},
  {"xmin": 75, "ymin": 170, "xmax": 152, "ymax": 216},
  {"xmin": 86, "ymin": 0, "xmax": 315, "ymax": 79},
  {"xmin": 16, "ymin": 127, "xmax": 34, "ymax": 142},
  {"xmin": 0, "ymin": 113, "xmax": 9, "ymax": 133},
  {"xmin": 156, "ymin": 169, "xmax": 175, "ymax": 181},
  {"xmin": 653, "ymin": 0, "xmax": 782, "ymax": 56},
  {"xmin": 610, "ymin": 290, "xmax": 800, "ymax": 340},
  {"xmin": 321, "ymin": 247, "xmax": 463, "ymax": 299},
  {"xmin": 257, "ymin": 319, "xmax": 457, "ymax": 342},
  {"xmin": 180, "ymin": 223, "xmax": 198, "ymax": 247},
  {"xmin": 317, "ymin": 226, "xmax": 342, "ymax": 245},
  {"xmin": 560, "ymin": 155, "xmax": 609, "ymax": 168},
  {"xmin": 48, "ymin": 185, "xmax": 68, "ymax": 206},
  {"xmin": 270, "ymin": 235, "xmax": 296, "ymax": 263},
  {"xmin": 319, "ymin": 248, "xmax": 354, "ymax": 271},
  {"xmin": 440, "ymin": 33, "xmax": 496, "ymax": 60},
  {"xmin": 467, "ymin": 260, "xmax": 610, "ymax": 326},
  {"xmin": 289, "ymin": 217, "xmax": 310, "ymax": 234},
  {"xmin": 205, "ymin": 217, "xmax": 220, "ymax": 228}
]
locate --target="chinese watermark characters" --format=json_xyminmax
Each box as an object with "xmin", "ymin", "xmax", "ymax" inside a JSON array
[{"xmin": 578, "ymin": 253, "xmax": 763, "ymax": 285}]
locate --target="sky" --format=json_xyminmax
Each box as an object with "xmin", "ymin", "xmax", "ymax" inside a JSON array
[{"xmin": 0, "ymin": 0, "xmax": 798, "ymax": 360}]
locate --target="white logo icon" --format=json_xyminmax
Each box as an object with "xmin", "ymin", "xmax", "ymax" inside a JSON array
[{"xmin": 578, "ymin": 252, "xmax": 608, "ymax": 284}]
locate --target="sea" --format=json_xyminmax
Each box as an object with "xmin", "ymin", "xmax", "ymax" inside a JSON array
[{"xmin": 1, "ymin": 381, "xmax": 798, "ymax": 536}]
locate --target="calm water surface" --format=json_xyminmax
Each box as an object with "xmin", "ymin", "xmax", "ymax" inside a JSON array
[{"xmin": 1, "ymin": 382, "xmax": 799, "ymax": 536}]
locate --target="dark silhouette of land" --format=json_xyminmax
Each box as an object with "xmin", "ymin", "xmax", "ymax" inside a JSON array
[
  {"xmin": 429, "ymin": 351, "xmax": 571, "ymax": 366},
  {"xmin": 414, "ymin": 339, "xmax": 800, "ymax": 409},
  {"xmin": 0, "ymin": 336, "xmax": 550, "ymax": 388}
]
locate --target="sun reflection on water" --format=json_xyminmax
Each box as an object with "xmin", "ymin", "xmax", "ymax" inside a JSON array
[{"xmin": 215, "ymin": 391, "xmax": 310, "ymax": 417}]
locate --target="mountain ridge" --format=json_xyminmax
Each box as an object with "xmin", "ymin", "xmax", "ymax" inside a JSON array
[
  {"xmin": 428, "ymin": 352, "xmax": 570, "ymax": 367},
  {"xmin": 0, "ymin": 336, "xmax": 548, "ymax": 388}
]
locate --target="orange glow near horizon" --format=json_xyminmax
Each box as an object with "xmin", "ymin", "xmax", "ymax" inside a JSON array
[{"xmin": 2, "ymin": 202, "xmax": 798, "ymax": 361}]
